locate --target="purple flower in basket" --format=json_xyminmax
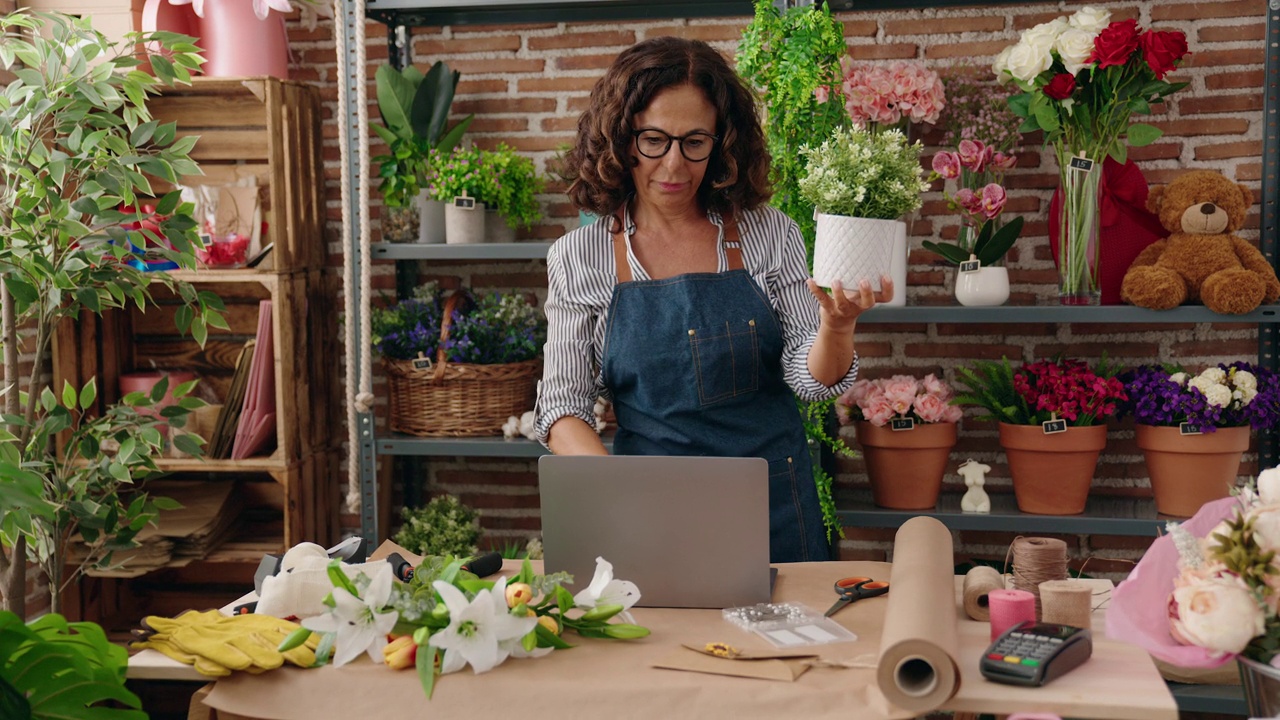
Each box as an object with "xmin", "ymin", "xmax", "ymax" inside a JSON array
[
  {"xmin": 1120, "ymin": 362, "xmax": 1280, "ymax": 433},
  {"xmin": 371, "ymin": 284, "xmax": 545, "ymax": 365}
]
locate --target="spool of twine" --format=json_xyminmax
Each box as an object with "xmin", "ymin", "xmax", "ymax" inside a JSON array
[
  {"xmin": 1010, "ymin": 537, "xmax": 1069, "ymax": 618},
  {"xmin": 1038, "ymin": 579, "xmax": 1093, "ymax": 630},
  {"xmin": 988, "ymin": 588, "xmax": 1036, "ymax": 641},
  {"xmin": 962, "ymin": 566, "xmax": 1005, "ymax": 622}
]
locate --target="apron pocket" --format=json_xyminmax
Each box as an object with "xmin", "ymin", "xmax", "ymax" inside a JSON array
[{"xmin": 688, "ymin": 319, "xmax": 759, "ymax": 406}]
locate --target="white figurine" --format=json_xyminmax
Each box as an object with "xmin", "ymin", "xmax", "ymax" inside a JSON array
[{"xmin": 959, "ymin": 459, "xmax": 992, "ymax": 514}]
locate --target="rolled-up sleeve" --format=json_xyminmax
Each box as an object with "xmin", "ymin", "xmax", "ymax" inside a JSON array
[
  {"xmin": 535, "ymin": 241, "xmax": 602, "ymax": 447},
  {"xmin": 770, "ymin": 220, "xmax": 859, "ymax": 402}
]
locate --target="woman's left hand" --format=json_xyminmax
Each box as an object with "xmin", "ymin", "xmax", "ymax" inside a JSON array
[{"xmin": 806, "ymin": 276, "xmax": 893, "ymax": 334}]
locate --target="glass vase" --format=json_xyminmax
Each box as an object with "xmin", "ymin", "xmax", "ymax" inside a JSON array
[{"xmin": 1056, "ymin": 154, "xmax": 1102, "ymax": 305}]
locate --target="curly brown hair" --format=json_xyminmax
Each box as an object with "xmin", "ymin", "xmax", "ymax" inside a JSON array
[{"xmin": 565, "ymin": 36, "xmax": 772, "ymax": 222}]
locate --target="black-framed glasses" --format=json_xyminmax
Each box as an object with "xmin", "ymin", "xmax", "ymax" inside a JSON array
[{"xmin": 632, "ymin": 128, "xmax": 719, "ymax": 162}]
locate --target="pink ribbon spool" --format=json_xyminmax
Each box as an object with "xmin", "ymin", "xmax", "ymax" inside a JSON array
[{"xmin": 988, "ymin": 588, "xmax": 1037, "ymax": 641}]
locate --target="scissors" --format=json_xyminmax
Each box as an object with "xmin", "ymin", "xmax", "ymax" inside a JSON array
[{"xmin": 824, "ymin": 576, "xmax": 890, "ymax": 617}]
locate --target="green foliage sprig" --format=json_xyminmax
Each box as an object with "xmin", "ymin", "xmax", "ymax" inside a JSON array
[
  {"xmin": 0, "ymin": 611, "xmax": 142, "ymax": 720},
  {"xmin": 952, "ymin": 357, "xmax": 1032, "ymax": 425},
  {"xmin": 393, "ymin": 495, "xmax": 481, "ymax": 558},
  {"xmin": 737, "ymin": 0, "xmax": 849, "ymax": 260},
  {"xmin": 474, "ymin": 144, "xmax": 544, "ymax": 230},
  {"xmin": 798, "ymin": 125, "xmax": 927, "ymax": 220}
]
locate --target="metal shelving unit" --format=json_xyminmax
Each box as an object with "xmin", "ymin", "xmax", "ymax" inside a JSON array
[
  {"xmin": 342, "ymin": 5, "xmax": 1277, "ymax": 712},
  {"xmin": 838, "ymin": 492, "xmax": 1168, "ymax": 536}
]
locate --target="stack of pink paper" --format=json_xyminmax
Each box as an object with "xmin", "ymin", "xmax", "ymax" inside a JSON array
[{"xmin": 231, "ymin": 300, "xmax": 277, "ymax": 460}]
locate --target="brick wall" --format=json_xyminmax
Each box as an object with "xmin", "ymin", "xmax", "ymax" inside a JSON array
[{"xmin": 284, "ymin": 0, "xmax": 1270, "ymax": 578}]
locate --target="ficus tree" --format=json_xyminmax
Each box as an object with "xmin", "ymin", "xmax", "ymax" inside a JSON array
[{"xmin": 0, "ymin": 11, "xmax": 225, "ymax": 616}]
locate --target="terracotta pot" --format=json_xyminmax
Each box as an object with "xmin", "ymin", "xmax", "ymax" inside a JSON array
[
  {"xmin": 999, "ymin": 422, "xmax": 1107, "ymax": 515},
  {"xmin": 1136, "ymin": 424, "xmax": 1249, "ymax": 518},
  {"xmin": 855, "ymin": 420, "xmax": 957, "ymax": 510}
]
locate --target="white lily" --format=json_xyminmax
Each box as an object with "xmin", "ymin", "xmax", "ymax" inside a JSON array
[
  {"xmin": 574, "ymin": 557, "xmax": 641, "ymax": 623},
  {"xmin": 430, "ymin": 578, "xmax": 536, "ymax": 674},
  {"xmin": 301, "ymin": 563, "xmax": 398, "ymax": 667}
]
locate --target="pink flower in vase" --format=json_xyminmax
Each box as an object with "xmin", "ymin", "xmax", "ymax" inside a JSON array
[
  {"xmin": 931, "ymin": 151, "xmax": 961, "ymax": 180},
  {"xmin": 957, "ymin": 139, "xmax": 989, "ymax": 172},
  {"xmin": 953, "ymin": 188, "xmax": 983, "ymax": 216},
  {"xmin": 980, "ymin": 183, "xmax": 1008, "ymax": 219},
  {"xmin": 990, "ymin": 151, "xmax": 1018, "ymax": 171}
]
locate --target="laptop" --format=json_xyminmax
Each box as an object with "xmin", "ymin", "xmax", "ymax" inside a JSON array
[{"xmin": 538, "ymin": 455, "xmax": 772, "ymax": 609}]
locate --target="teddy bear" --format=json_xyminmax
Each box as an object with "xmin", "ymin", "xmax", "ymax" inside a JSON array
[{"xmin": 1121, "ymin": 170, "xmax": 1280, "ymax": 315}]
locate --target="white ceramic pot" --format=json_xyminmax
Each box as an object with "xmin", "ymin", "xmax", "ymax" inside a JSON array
[
  {"xmin": 484, "ymin": 209, "xmax": 517, "ymax": 243},
  {"xmin": 417, "ymin": 193, "xmax": 445, "ymax": 244},
  {"xmin": 812, "ymin": 214, "xmax": 902, "ymax": 293},
  {"xmin": 954, "ymin": 266, "xmax": 1010, "ymax": 307},
  {"xmin": 444, "ymin": 202, "xmax": 485, "ymax": 244},
  {"xmin": 885, "ymin": 227, "xmax": 908, "ymax": 307}
]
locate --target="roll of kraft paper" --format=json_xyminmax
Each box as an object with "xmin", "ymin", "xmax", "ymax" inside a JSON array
[
  {"xmin": 962, "ymin": 565, "xmax": 1005, "ymax": 622},
  {"xmin": 1039, "ymin": 579, "xmax": 1092, "ymax": 630},
  {"xmin": 876, "ymin": 516, "xmax": 961, "ymax": 715}
]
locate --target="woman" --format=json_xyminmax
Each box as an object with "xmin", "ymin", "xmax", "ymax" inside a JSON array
[{"xmin": 534, "ymin": 36, "xmax": 891, "ymax": 562}]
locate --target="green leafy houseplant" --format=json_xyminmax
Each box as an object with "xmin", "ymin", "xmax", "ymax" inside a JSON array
[
  {"xmin": 373, "ymin": 61, "xmax": 474, "ymax": 208},
  {"xmin": 737, "ymin": 0, "xmax": 849, "ymax": 259},
  {"xmin": 393, "ymin": 494, "xmax": 481, "ymax": 558},
  {"xmin": 0, "ymin": 611, "xmax": 143, "ymax": 720},
  {"xmin": 0, "ymin": 11, "xmax": 225, "ymax": 615},
  {"xmin": 475, "ymin": 144, "xmax": 544, "ymax": 230},
  {"xmin": 798, "ymin": 125, "xmax": 927, "ymax": 220}
]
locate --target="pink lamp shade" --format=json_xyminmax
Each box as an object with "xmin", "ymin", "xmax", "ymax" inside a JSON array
[{"xmin": 142, "ymin": 0, "xmax": 290, "ymax": 80}]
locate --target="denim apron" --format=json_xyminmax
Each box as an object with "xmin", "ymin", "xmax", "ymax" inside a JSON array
[{"xmin": 600, "ymin": 212, "xmax": 830, "ymax": 563}]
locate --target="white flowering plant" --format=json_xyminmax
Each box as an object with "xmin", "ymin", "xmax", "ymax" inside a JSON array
[
  {"xmin": 1164, "ymin": 467, "xmax": 1280, "ymax": 665},
  {"xmin": 797, "ymin": 125, "xmax": 927, "ymax": 220},
  {"xmin": 280, "ymin": 555, "xmax": 648, "ymax": 698}
]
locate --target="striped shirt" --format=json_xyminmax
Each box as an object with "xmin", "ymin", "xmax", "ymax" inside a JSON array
[{"xmin": 534, "ymin": 203, "xmax": 859, "ymax": 446}]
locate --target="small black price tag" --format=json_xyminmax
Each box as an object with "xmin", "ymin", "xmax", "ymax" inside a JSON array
[
  {"xmin": 412, "ymin": 357, "xmax": 434, "ymax": 371},
  {"xmin": 890, "ymin": 417, "xmax": 915, "ymax": 431},
  {"xmin": 1178, "ymin": 422, "xmax": 1202, "ymax": 436},
  {"xmin": 453, "ymin": 196, "xmax": 476, "ymax": 209},
  {"xmin": 1068, "ymin": 156, "xmax": 1095, "ymax": 173},
  {"xmin": 959, "ymin": 259, "xmax": 981, "ymax": 274},
  {"xmin": 1041, "ymin": 419, "xmax": 1068, "ymax": 435}
]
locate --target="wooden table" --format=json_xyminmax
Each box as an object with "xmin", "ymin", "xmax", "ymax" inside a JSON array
[{"xmin": 129, "ymin": 561, "xmax": 1177, "ymax": 720}]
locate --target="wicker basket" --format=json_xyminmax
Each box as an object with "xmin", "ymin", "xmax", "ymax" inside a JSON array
[{"xmin": 384, "ymin": 293, "xmax": 542, "ymax": 437}]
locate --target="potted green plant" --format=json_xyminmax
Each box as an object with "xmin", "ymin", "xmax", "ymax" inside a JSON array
[
  {"xmin": 373, "ymin": 61, "xmax": 474, "ymax": 243},
  {"xmin": 1, "ymin": 611, "xmax": 143, "ymax": 719},
  {"xmin": 476, "ymin": 144, "xmax": 545, "ymax": 243},
  {"xmin": 953, "ymin": 357, "xmax": 1126, "ymax": 515},
  {"xmin": 0, "ymin": 11, "xmax": 224, "ymax": 615},
  {"xmin": 393, "ymin": 494, "xmax": 481, "ymax": 557},
  {"xmin": 431, "ymin": 146, "xmax": 488, "ymax": 244},
  {"xmin": 799, "ymin": 124, "xmax": 927, "ymax": 295}
]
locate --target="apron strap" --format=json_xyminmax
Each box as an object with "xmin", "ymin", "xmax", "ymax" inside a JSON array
[
  {"xmin": 722, "ymin": 209, "xmax": 744, "ymax": 272},
  {"xmin": 610, "ymin": 209, "xmax": 743, "ymax": 285}
]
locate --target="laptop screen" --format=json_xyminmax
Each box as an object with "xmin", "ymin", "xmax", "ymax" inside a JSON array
[{"xmin": 538, "ymin": 455, "xmax": 772, "ymax": 609}]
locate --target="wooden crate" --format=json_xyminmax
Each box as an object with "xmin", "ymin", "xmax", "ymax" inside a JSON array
[{"xmin": 146, "ymin": 77, "xmax": 326, "ymax": 272}]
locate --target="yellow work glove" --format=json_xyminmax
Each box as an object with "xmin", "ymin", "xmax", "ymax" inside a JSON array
[{"xmin": 133, "ymin": 610, "xmax": 319, "ymax": 676}]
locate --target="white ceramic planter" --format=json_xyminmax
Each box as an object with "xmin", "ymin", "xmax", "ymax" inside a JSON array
[
  {"xmin": 812, "ymin": 214, "xmax": 902, "ymax": 294},
  {"xmin": 417, "ymin": 193, "xmax": 445, "ymax": 244},
  {"xmin": 954, "ymin": 266, "xmax": 1010, "ymax": 307},
  {"xmin": 444, "ymin": 202, "xmax": 485, "ymax": 244},
  {"xmin": 885, "ymin": 227, "xmax": 908, "ymax": 307}
]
